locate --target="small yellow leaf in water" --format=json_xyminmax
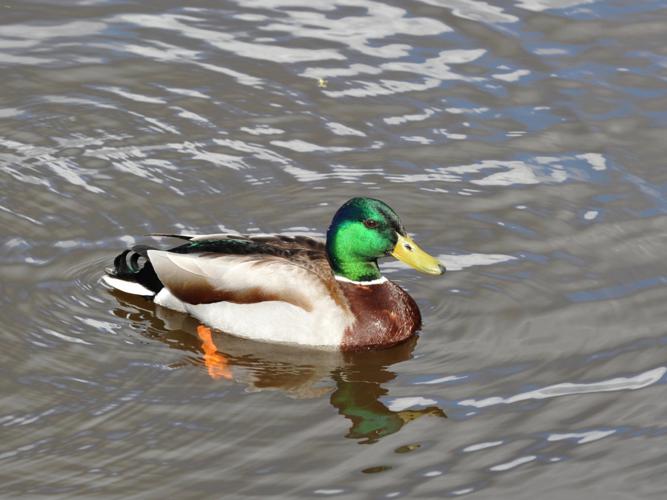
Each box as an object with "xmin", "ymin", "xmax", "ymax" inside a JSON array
[{"xmin": 318, "ymin": 78, "xmax": 328, "ymax": 88}]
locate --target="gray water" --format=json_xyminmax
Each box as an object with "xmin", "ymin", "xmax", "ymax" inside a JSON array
[{"xmin": 2, "ymin": 0, "xmax": 667, "ymax": 497}]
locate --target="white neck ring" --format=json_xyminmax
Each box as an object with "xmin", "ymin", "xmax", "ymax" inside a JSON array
[{"xmin": 335, "ymin": 275, "xmax": 388, "ymax": 285}]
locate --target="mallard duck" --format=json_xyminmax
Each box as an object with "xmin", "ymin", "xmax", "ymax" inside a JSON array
[{"xmin": 103, "ymin": 197, "xmax": 445, "ymax": 350}]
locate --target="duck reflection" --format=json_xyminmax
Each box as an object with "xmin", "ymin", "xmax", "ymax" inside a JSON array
[
  {"xmin": 111, "ymin": 291, "xmax": 446, "ymax": 443},
  {"xmin": 331, "ymin": 348, "xmax": 446, "ymax": 444}
]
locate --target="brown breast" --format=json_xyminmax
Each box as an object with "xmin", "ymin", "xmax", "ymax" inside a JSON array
[{"xmin": 337, "ymin": 280, "xmax": 422, "ymax": 351}]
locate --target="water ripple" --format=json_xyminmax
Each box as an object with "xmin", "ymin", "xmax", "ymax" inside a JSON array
[
  {"xmin": 2, "ymin": 0, "xmax": 667, "ymax": 497},
  {"xmin": 459, "ymin": 366, "xmax": 667, "ymax": 409}
]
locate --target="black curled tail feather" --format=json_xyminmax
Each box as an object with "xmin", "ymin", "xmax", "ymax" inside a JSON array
[{"xmin": 108, "ymin": 245, "xmax": 164, "ymax": 294}]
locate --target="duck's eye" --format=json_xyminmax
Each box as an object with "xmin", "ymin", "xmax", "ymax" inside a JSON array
[{"xmin": 363, "ymin": 219, "xmax": 379, "ymax": 229}]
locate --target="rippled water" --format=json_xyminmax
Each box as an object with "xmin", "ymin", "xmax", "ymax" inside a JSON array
[{"xmin": 3, "ymin": 0, "xmax": 667, "ymax": 497}]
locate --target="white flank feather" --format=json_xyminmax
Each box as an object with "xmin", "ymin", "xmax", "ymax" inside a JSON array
[
  {"xmin": 154, "ymin": 288, "xmax": 187, "ymax": 312},
  {"xmin": 147, "ymin": 250, "xmax": 354, "ymax": 347},
  {"xmin": 102, "ymin": 275, "xmax": 155, "ymax": 296}
]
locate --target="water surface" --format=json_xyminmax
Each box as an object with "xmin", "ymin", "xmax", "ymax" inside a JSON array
[{"xmin": 2, "ymin": 0, "xmax": 667, "ymax": 497}]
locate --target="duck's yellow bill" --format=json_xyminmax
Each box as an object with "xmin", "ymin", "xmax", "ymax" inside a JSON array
[{"xmin": 391, "ymin": 234, "xmax": 445, "ymax": 275}]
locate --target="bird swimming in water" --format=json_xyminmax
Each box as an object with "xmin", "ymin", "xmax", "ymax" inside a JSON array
[{"xmin": 103, "ymin": 197, "xmax": 445, "ymax": 350}]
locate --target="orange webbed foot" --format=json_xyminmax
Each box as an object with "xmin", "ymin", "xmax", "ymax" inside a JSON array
[{"xmin": 197, "ymin": 325, "xmax": 232, "ymax": 380}]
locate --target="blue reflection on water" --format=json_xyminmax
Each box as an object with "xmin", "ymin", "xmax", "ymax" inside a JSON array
[{"xmin": 567, "ymin": 276, "xmax": 667, "ymax": 302}]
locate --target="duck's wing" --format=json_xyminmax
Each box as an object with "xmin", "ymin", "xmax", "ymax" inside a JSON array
[
  {"xmin": 153, "ymin": 233, "xmax": 324, "ymax": 249},
  {"xmin": 148, "ymin": 236, "xmax": 347, "ymax": 312}
]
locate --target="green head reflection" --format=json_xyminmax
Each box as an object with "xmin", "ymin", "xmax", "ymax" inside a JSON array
[
  {"xmin": 111, "ymin": 291, "xmax": 447, "ymax": 443},
  {"xmin": 331, "ymin": 338, "xmax": 446, "ymax": 444}
]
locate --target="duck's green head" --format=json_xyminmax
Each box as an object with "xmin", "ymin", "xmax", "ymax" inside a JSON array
[{"xmin": 326, "ymin": 197, "xmax": 445, "ymax": 282}]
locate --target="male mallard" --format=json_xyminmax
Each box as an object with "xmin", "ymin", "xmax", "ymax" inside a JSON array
[{"xmin": 103, "ymin": 197, "xmax": 445, "ymax": 350}]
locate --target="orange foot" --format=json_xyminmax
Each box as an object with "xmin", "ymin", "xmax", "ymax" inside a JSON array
[{"xmin": 197, "ymin": 325, "xmax": 232, "ymax": 380}]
